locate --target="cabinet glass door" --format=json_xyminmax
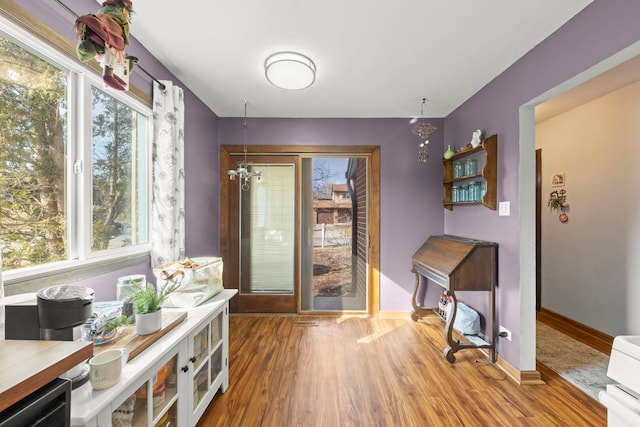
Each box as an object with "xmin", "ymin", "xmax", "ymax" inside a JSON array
[
  {"xmin": 192, "ymin": 323, "xmax": 210, "ymax": 412},
  {"xmin": 193, "ymin": 324, "xmax": 209, "ymax": 371},
  {"xmin": 210, "ymin": 311, "xmax": 223, "ymax": 387},
  {"xmin": 210, "ymin": 312, "xmax": 222, "ymax": 348},
  {"xmin": 112, "ymin": 353, "xmax": 179, "ymax": 427},
  {"xmin": 193, "ymin": 360, "xmax": 209, "ymax": 411},
  {"xmin": 210, "ymin": 346, "xmax": 222, "ymax": 386},
  {"xmin": 151, "ymin": 355, "xmax": 178, "ymax": 425},
  {"xmin": 154, "ymin": 402, "xmax": 177, "ymax": 427},
  {"xmin": 112, "ymin": 391, "xmax": 144, "ymax": 427}
]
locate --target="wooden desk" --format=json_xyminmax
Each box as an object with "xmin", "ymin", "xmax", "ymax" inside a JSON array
[{"xmin": 411, "ymin": 235, "xmax": 497, "ymax": 363}]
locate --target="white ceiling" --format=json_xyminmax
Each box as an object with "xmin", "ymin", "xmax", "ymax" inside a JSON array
[
  {"xmin": 128, "ymin": 0, "xmax": 593, "ymax": 118},
  {"xmin": 536, "ymin": 54, "xmax": 640, "ymax": 123}
]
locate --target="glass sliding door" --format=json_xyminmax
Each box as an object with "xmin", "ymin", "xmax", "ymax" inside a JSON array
[
  {"xmin": 220, "ymin": 145, "xmax": 378, "ymax": 315},
  {"xmin": 226, "ymin": 154, "xmax": 298, "ymax": 313},
  {"xmin": 240, "ymin": 163, "xmax": 295, "ymax": 294},
  {"xmin": 300, "ymin": 157, "xmax": 368, "ymax": 312}
]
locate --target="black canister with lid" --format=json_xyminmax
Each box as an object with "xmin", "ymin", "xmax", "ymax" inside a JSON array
[{"xmin": 37, "ymin": 285, "xmax": 94, "ymax": 340}]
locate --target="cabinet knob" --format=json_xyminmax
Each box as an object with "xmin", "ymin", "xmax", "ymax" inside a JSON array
[
  {"xmin": 181, "ymin": 365, "xmax": 189, "ymax": 373},
  {"xmin": 190, "ymin": 356, "xmax": 197, "ymax": 363}
]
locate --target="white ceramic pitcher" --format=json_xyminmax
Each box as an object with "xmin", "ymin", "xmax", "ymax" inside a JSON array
[{"xmin": 89, "ymin": 348, "xmax": 129, "ymax": 390}]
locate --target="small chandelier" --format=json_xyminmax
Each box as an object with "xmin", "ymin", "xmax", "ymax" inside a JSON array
[
  {"xmin": 412, "ymin": 98, "xmax": 438, "ymax": 163},
  {"xmin": 227, "ymin": 101, "xmax": 261, "ymax": 191}
]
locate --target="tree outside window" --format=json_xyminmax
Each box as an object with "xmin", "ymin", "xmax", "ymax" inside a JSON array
[
  {"xmin": 0, "ymin": 35, "xmax": 68, "ymax": 269},
  {"xmin": 91, "ymin": 87, "xmax": 149, "ymax": 251}
]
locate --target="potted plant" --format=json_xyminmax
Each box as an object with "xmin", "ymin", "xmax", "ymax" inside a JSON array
[{"xmin": 125, "ymin": 281, "xmax": 180, "ymax": 335}]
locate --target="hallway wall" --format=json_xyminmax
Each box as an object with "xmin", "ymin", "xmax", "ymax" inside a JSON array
[{"xmin": 537, "ymin": 79, "xmax": 640, "ymax": 336}]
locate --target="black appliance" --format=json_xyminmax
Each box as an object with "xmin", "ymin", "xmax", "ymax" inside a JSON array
[
  {"xmin": 0, "ymin": 378, "xmax": 71, "ymax": 427},
  {"xmin": 5, "ymin": 285, "xmax": 94, "ymax": 341},
  {"xmin": 36, "ymin": 285, "xmax": 94, "ymax": 341}
]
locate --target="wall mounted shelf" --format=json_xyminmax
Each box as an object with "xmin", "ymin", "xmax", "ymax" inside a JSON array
[{"xmin": 442, "ymin": 134, "xmax": 497, "ymax": 210}]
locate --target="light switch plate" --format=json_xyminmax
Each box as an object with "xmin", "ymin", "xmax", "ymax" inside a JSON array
[{"xmin": 499, "ymin": 201, "xmax": 510, "ymax": 216}]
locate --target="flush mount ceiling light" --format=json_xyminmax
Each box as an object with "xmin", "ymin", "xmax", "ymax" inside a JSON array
[{"xmin": 264, "ymin": 51, "xmax": 316, "ymax": 90}]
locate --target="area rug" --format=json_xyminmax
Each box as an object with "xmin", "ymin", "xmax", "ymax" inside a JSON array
[{"xmin": 536, "ymin": 321, "xmax": 610, "ymax": 400}]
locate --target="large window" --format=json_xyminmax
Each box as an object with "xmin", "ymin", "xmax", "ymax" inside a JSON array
[{"xmin": 0, "ymin": 19, "xmax": 151, "ymax": 281}]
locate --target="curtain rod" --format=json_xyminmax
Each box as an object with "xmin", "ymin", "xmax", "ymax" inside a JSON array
[{"xmin": 55, "ymin": 0, "xmax": 166, "ymax": 90}]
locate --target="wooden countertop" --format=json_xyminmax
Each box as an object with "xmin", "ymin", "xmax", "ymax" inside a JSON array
[
  {"xmin": 0, "ymin": 339, "xmax": 93, "ymax": 412},
  {"xmin": 94, "ymin": 311, "xmax": 187, "ymax": 360}
]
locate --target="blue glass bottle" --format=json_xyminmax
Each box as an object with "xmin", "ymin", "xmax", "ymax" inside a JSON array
[
  {"xmin": 452, "ymin": 186, "xmax": 460, "ymax": 202},
  {"xmin": 465, "ymin": 158, "xmax": 477, "ymax": 176}
]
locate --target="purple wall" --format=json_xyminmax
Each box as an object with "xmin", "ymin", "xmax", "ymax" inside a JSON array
[
  {"xmin": 219, "ymin": 118, "xmax": 445, "ymax": 311},
  {"xmin": 12, "ymin": 0, "xmax": 220, "ymax": 294},
  {"xmin": 183, "ymin": 95, "xmax": 220, "ymax": 258},
  {"xmin": 444, "ymin": 0, "xmax": 640, "ymax": 366}
]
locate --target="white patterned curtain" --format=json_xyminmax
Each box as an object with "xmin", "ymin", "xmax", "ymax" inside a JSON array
[{"xmin": 150, "ymin": 80, "xmax": 185, "ymax": 268}]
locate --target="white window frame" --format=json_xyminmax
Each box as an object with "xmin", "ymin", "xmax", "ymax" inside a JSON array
[{"xmin": 0, "ymin": 15, "xmax": 152, "ymax": 290}]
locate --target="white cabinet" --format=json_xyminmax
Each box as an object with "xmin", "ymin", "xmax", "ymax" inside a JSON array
[
  {"xmin": 70, "ymin": 289, "xmax": 236, "ymax": 427},
  {"xmin": 184, "ymin": 302, "xmax": 228, "ymax": 425},
  {"xmin": 107, "ymin": 304, "xmax": 228, "ymax": 426}
]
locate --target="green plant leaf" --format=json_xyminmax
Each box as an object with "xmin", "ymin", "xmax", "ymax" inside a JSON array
[{"xmin": 123, "ymin": 280, "xmax": 180, "ymax": 315}]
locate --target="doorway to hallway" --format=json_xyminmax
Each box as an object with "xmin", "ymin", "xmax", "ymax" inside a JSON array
[{"xmin": 522, "ymin": 48, "xmax": 640, "ymax": 374}]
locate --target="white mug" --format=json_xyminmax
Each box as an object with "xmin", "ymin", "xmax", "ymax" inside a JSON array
[{"xmin": 89, "ymin": 348, "xmax": 129, "ymax": 390}]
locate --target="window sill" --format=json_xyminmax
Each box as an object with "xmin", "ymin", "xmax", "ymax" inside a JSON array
[{"xmin": 2, "ymin": 249, "xmax": 150, "ymax": 296}]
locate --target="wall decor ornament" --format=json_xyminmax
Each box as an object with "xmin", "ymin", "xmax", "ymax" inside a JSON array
[
  {"xmin": 551, "ymin": 172, "xmax": 565, "ymax": 187},
  {"xmin": 57, "ymin": 0, "xmax": 166, "ymax": 90},
  {"xmin": 73, "ymin": 0, "xmax": 137, "ymax": 91},
  {"xmin": 412, "ymin": 98, "xmax": 438, "ymax": 163},
  {"xmin": 470, "ymin": 129, "xmax": 483, "ymax": 148},
  {"xmin": 444, "ymin": 145, "xmax": 455, "ymax": 159},
  {"xmin": 548, "ymin": 189, "xmax": 570, "ymax": 223}
]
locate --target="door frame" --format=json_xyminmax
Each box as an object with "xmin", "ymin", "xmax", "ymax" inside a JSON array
[
  {"xmin": 220, "ymin": 144, "xmax": 380, "ymax": 315},
  {"xmin": 535, "ymin": 148, "xmax": 541, "ymax": 312}
]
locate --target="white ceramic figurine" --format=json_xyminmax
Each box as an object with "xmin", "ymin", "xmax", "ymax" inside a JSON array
[{"xmin": 470, "ymin": 129, "xmax": 483, "ymax": 148}]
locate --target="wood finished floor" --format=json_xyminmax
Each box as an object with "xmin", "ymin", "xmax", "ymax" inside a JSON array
[{"xmin": 198, "ymin": 314, "xmax": 606, "ymax": 427}]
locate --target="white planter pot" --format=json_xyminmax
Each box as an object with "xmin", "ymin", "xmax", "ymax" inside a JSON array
[{"xmin": 135, "ymin": 309, "xmax": 162, "ymax": 335}]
